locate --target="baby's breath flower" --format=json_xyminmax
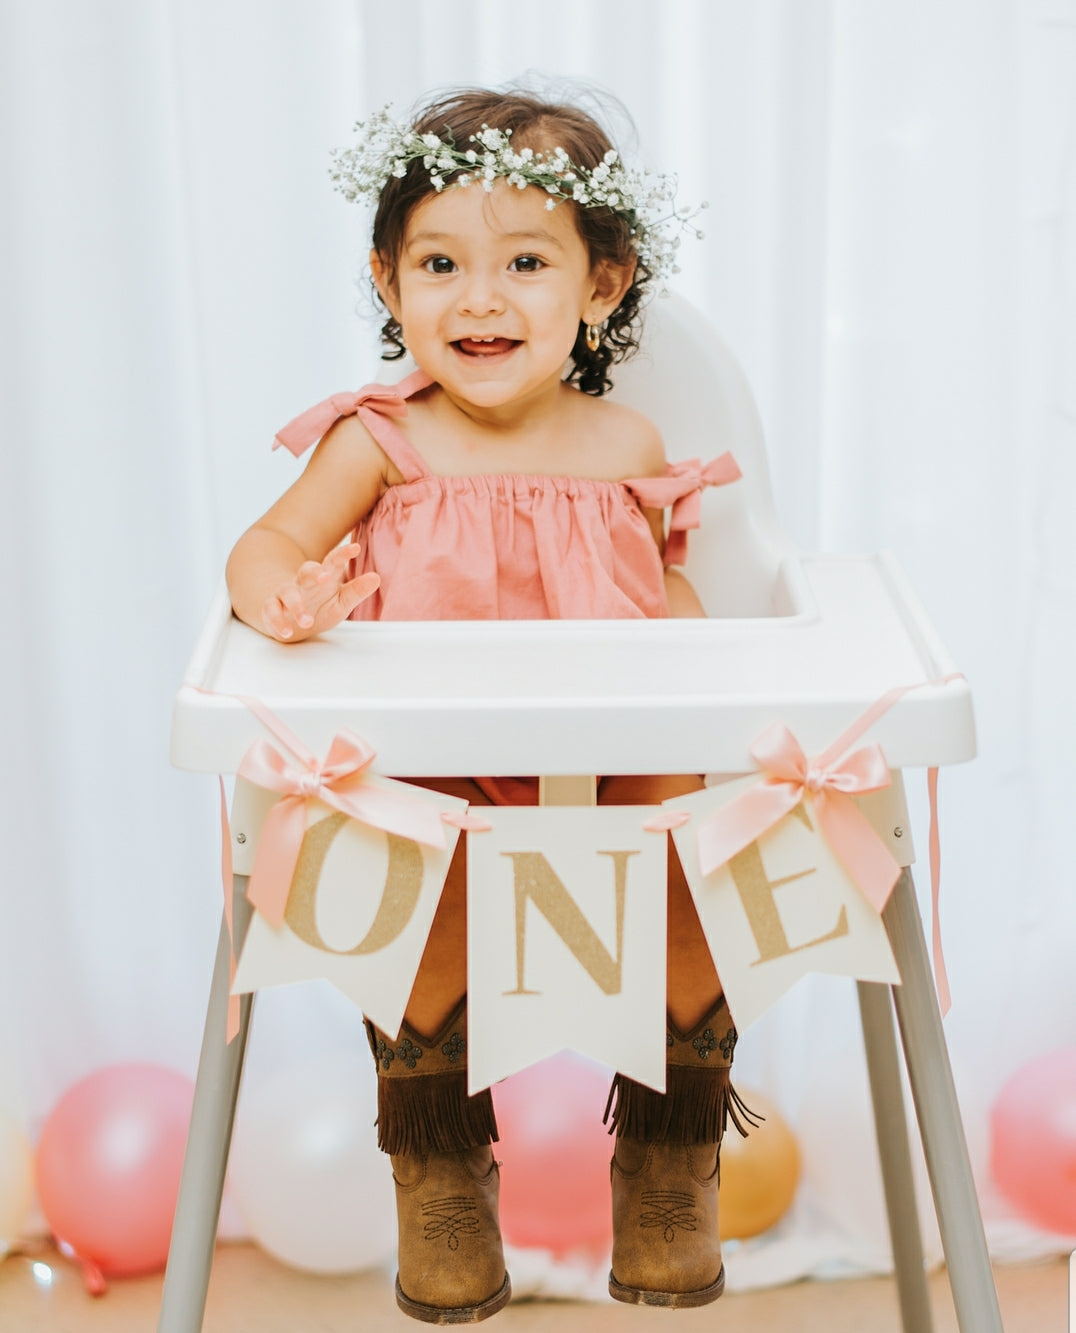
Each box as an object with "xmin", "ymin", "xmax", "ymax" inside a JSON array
[{"xmin": 328, "ymin": 104, "xmax": 705, "ymax": 283}]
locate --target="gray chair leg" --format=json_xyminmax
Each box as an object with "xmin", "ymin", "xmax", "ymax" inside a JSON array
[
  {"xmin": 858, "ymin": 980, "xmax": 935, "ymax": 1333},
  {"xmin": 884, "ymin": 868, "xmax": 1005, "ymax": 1333},
  {"xmin": 158, "ymin": 875, "xmax": 256, "ymax": 1333}
]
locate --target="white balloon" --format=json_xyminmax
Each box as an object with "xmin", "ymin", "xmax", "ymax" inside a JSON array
[
  {"xmin": 0, "ymin": 1112, "xmax": 34, "ymax": 1257},
  {"xmin": 229, "ymin": 1053, "xmax": 396, "ymax": 1273}
]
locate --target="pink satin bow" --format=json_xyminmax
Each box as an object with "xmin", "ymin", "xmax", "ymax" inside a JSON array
[
  {"xmin": 627, "ymin": 454, "xmax": 743, "ymax": 566},
  {"xmin": 238, "ymin": 725, "xmax": 449, "ymax": 929},
  {"xmin": 695, "ymin": 722, "xmax": 902, "ymax": 915},
  {"xmin": 272, "ymin": 371, "xmax": 432, "ymax": 457},
  {"xmin": 665, "ymin": 455, "xmax": 743, "ymax": 567}
]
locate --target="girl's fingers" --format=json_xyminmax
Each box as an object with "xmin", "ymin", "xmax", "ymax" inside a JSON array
[
  {"xmin": 263, "ymin": 549, "xmax": 371, "ymax": 640},
  {"xmin": 324, "ymin": 542, "xmax": 364, "ymax": 576},
  {"xmin": 296, "ymin": 560, "xmax": 330, "ymax": 589},
  {"xmin": 262, "ymin": 596, "xmax": 295, "ymax": 640},
  {"xmin": 276, "ymin": 583, "xmax": 315, "ymax": 630},
  {"xmin": 339, "ymin": 572, "xmax": 381, "ymax": 613}
]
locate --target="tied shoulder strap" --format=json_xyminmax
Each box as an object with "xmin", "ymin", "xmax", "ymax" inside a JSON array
[
  {"xmin": 272, "ymin": 368, "xmax": 434, "ymax": 480},
  {"xmin": 625, "ymin": 453, "xmax": 742, "ymax": 566}
]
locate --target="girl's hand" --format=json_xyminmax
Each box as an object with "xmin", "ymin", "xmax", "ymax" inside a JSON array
[{"xmin": 260, "ymin": 542, "xmax": 380, "ymax": 641}]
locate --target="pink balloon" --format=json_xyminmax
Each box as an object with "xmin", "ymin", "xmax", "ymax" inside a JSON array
[
  {"xmin": 35, "ymin": 1064, "xmax": 194, "ymax": 1277},
  {"xmin": 990, "ymin": 1046, "xmax": 1076, "ymax": 1235},
  {"xmin": 492, "ymin": 1053, "xmax": 612, "ymax": 1256}
]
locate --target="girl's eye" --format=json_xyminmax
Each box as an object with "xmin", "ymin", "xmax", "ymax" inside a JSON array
[
  {"xmin": 509, "ymin": 255, "xmax": 545, "ymax": 273},
  {"xmin": 423, "ymin": 256, "xmax": 456, "ymax": 274}
]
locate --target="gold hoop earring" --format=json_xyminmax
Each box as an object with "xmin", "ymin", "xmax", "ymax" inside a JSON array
[{"xmin": 585, "ymin": 323, "xmax": 602, "ymax": 353}]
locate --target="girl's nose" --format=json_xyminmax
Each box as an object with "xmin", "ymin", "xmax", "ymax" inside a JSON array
[{"xmin": 457, "ymin": 270, "xmax": 506, "ymax": 317}]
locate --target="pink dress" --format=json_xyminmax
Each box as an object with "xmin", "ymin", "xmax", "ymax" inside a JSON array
[{"xmin": 274, "ymin": 369, "xmax": 741, "ymax": 799}]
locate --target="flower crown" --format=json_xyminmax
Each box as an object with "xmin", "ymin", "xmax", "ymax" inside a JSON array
[{"xmin": 329, "ymin": 107, "xmax": 705, "ymax": 282}]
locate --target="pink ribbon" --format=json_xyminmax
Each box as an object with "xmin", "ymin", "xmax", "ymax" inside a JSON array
[
  {"xmin": 206, "ymin": 691, "xmax": 488, "ymax": 1044},
  {"xmin": 626, "ymin": 454, "xmax": 743, "ymax": 566},
  {"xmin": 236, "ymin": 697, "xmax": 450, "ymax": 929},
  {"xmin": 219, "ymin": 778, "xmax": 240, "ymax": 1043},
  {"xmin": 273, "ymin": 370, "xmax": 432, "ymax": 457},
  {"xmin": 651, "ymin": 677, "xmax": 964, "ymax": 1012},
  {"xmin": 695, "ymin": 723, "xmax": 900, "ymax": 914},
  {"xmin": 664, "ymin": 455, "xmax": 743, "ymax": 567}
]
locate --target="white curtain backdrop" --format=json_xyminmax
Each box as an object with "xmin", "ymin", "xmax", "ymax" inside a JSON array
[{"xmin": 2, "ymin": 0, "xmax": 1074, "ymax": 1290}]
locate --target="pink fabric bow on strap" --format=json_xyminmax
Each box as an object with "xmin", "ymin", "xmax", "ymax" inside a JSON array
[
  {"xmin": 695, "ymin": 722, "xmax": 902, "ymax": 915},
  {"xmin": 627, "ymin": 454, "xmax": 743, "ymax": 566},
  {"xmin": 272, "ymin": 370, "xmax": 433, "ymax": 457},
  {"xmin": 237, "ymin": 714, "xmax": 450, "ymax": 930}
]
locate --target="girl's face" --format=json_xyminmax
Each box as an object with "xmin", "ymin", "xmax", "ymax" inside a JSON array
[{"xmin": 372, "ymin": 181, "xmax": 631, "ymax": 421}]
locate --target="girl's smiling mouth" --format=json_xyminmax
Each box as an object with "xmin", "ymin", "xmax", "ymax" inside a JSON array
[{"xmin": 454, "ymin": 336, "xmax": 522, "ymax": 357}]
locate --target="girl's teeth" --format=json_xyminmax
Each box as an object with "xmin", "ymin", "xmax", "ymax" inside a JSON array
[{"xmin": 458, "ymin": 337, "xmax": 516, "ymax": 356}]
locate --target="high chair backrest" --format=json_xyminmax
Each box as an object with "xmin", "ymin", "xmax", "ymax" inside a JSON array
[{"xmin": 608, "ymin": 293, "xmax": 802, "ymax": 619}]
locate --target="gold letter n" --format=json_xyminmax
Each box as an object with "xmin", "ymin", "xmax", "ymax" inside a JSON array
[{"xmin": 501, "ymin": 850, "xmax": 637, "ymax": 997}]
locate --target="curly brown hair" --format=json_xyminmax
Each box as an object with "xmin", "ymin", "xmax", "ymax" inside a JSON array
[{"xmin": 369, "ymin": 88, "xmax": 651, "ymax": 396}]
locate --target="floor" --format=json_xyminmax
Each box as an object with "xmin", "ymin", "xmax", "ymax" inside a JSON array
[{"xmin": 0, "ymin": 1243, "xmax": 1067, "ymax": 1333}]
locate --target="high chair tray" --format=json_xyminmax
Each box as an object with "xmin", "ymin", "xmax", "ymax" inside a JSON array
[{"xmin": 171, "ymin": 551, "xmax": 974, "ymax": 777}]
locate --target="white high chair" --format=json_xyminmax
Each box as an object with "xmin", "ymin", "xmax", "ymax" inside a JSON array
[{"xmin": 160, "ymin": 295, "xmax": 1001, "ymax": 1332}]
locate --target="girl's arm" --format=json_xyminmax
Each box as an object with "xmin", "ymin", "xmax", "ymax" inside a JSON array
[
  {"xmin": 226, "ymin": 417, "xmax": 387, "ymax": 641},
  {"xmin": 663, "ymin": 566, "xmax": 707, "ymax": 617},
  {"xmin": 639, "ymin": 505, "xmax": 708, "ymax": 618},
  {"xmin": 621, "ymin": 408, "xmax": 708, "ymax": 620}
]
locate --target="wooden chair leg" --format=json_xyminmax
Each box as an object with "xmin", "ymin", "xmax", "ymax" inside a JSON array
[
  {"xmin": 158, "ymin": 875, "xmax": 256, "ymax": 1333},
  {"xmin": 858, "ymin": 980, "xmax": 935, "ymax": 1333},
  {"xmin": 883, "ymin": 868, "xmax": 1005, "ymax": 1333}
]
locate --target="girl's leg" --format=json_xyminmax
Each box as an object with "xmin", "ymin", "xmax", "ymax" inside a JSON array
[
  {"xmin": 599, "ymin": 773, "xmax": 748, "ymax": 1309},
  {"xmin": 400, "ymin": 777, "xmax": 490, "ymax": 1038},
  {"xmin": 365, "ymin": 778, "xmax": 509, "ymax": 1324}
]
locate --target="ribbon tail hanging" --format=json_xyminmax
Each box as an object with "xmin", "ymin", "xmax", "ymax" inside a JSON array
[
  {"xmin": 218, "ymin": 778, "xmax": 241, "ymax": 1045},
  {"xmin": 324, "ymin": 778, "xmax": 448, "ymax": 850},
  {"xmin": 813, "ymin": 790, "xmax": 902, "ymax": 915},
  {"xmin": 246, "ymin": 796, "xmax": 308, "ymax": 928}
]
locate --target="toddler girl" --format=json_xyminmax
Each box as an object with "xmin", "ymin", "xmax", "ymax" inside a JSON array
[{"xmin": 227, "ymin": 87, "xmax": 750, "ymax": 1322}]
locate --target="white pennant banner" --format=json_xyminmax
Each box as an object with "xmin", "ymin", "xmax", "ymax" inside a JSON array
[
  {"xmin": 667, "ymin": 779, "xmax": 900, "ymax": 1031},
  {"xmin": 466, "ymin": 806, "xmax": 668, "ymax": 1096},
  {"xmin": 231, "ymin": 776, "xmax": 467, "ymax": 1038}
]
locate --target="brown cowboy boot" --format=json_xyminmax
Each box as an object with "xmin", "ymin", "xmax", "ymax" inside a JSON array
[
  {"xmin": 604, "ymin": 995, "xmax": 757, "ymax": 1308},
  {"xmin": 366, "ymin": 1000, "xmax": 511, "ymax": 1324}
]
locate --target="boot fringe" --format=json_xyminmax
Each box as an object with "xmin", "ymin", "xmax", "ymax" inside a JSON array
[
  {"xmin": 725, "ymin": 1079, "xmax": 764, "ymax": 1139},
  {"xmin": 603, "ymin": 1065, "xmax": 763, "ymax": 1145},
  {"xmin": 376, "ymin": 1068, "xmax": 499, "ymax": 1156}
]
